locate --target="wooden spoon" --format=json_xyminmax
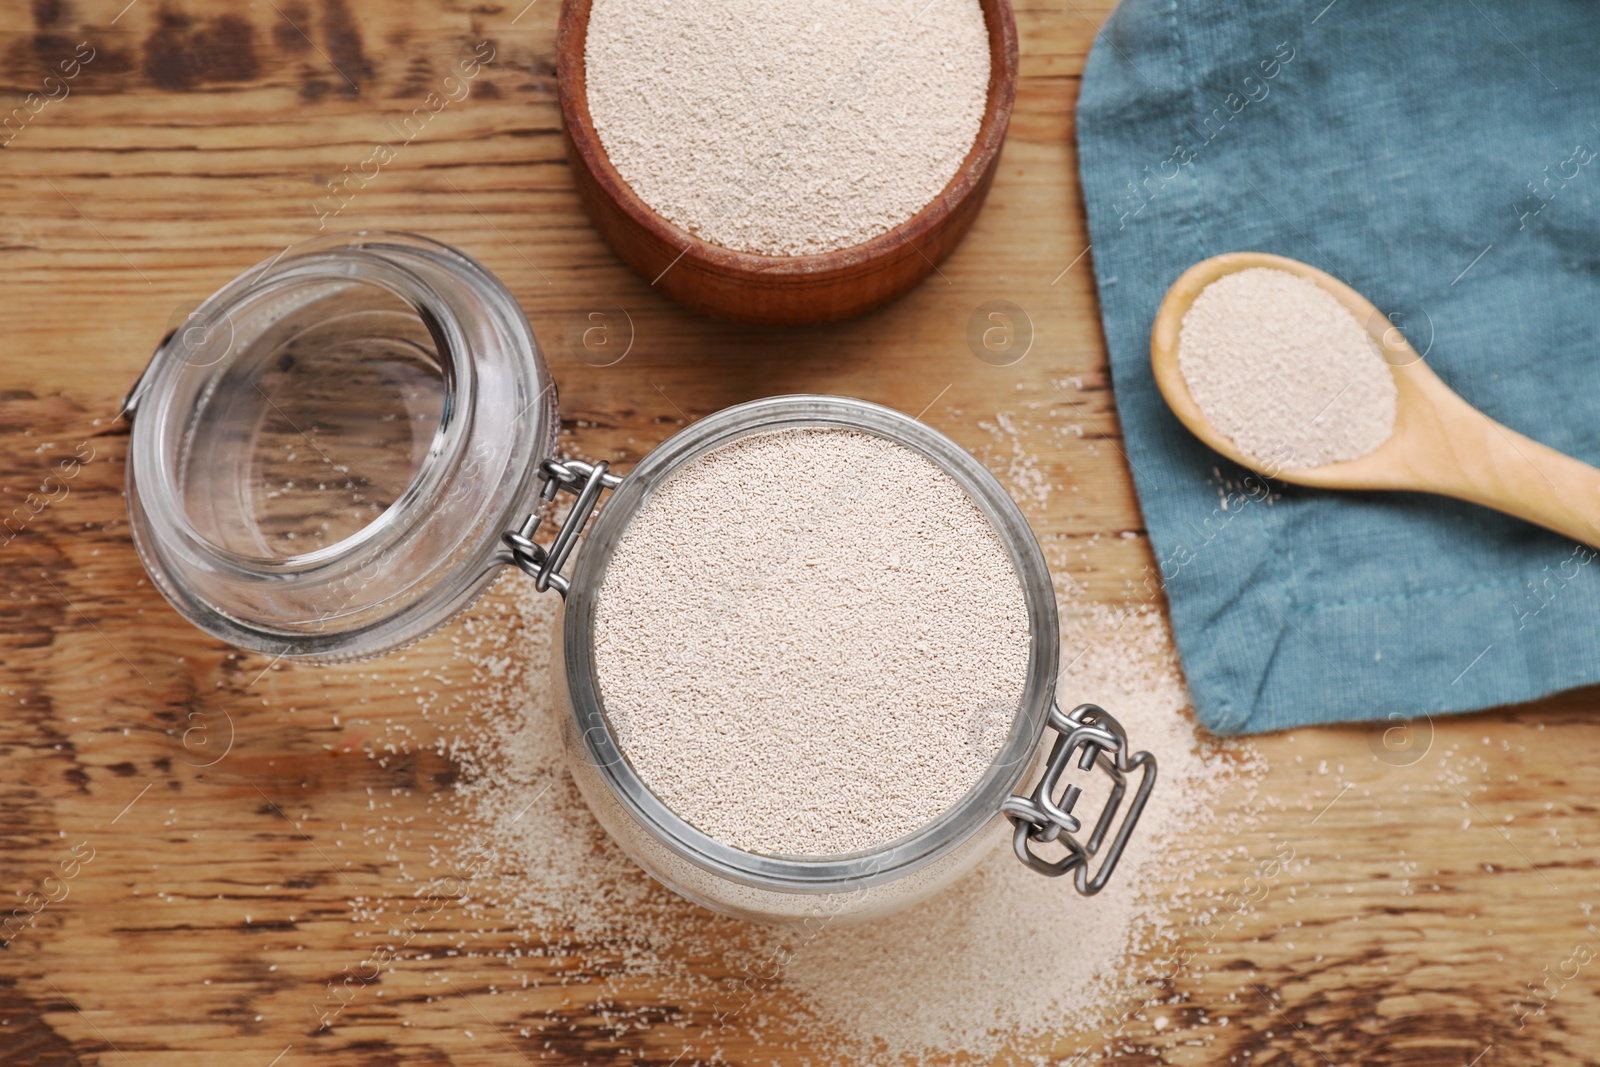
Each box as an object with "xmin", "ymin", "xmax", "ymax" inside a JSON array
[{"xmin": 1150, "ymin": 251, "xmax": 1600, "ymax": 548}]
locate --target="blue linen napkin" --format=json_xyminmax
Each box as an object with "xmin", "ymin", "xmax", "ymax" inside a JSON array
[{"xmin": 1075, "ymin": 0, "xmax": 1600, "ymax": 734}]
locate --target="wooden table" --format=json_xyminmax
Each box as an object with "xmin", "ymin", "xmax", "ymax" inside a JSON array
[{"xmin": 4, "ymin": 2, "xmax": 1598, "ymax": 1064}]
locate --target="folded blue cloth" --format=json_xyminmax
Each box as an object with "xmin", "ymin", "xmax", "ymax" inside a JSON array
[{"xmin": 1075, "ymin": 0, "xmax": 1600, "ymax": 734}]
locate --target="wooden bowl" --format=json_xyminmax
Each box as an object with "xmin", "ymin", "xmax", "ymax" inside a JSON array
[{"xmin": 555, "ymin": 0, "xmax": 1019, "ymax": 326}]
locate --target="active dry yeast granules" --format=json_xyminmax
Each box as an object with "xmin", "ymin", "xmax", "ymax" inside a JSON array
[
  {"xmin": 368, "ymin": 416, "xmax": 1272, "ymax": 1063},
  {"xmin": 584, "ymin": 0, "xmax": 991, "ymax": 256},
  {"xmin": 419, "ymin": 587, "xmax": 1266, "ymax": 1062},
  {"xmin": 592, "ymin": 427, "xmax": 1031, "ymax": 856},
  {"xmin": 1178, "ymin": 267, "xmax": 1398, "ymax": 470}
]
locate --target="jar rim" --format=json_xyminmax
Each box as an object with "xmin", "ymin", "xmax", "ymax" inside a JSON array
[
  {"xmin": 136, "ymin": 239, "xmax": 474, "ymax": 575},
  {"xmin": 126, "ymin": 231, "xmax": 556, "ymax": 660},
  {"xmin": 560, "ymin": 394, "xmax": 1061, "ymax": 894}
]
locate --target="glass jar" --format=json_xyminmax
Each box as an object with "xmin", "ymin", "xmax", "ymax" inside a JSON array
[{"xmin": 125, "ymin": 232, "xmax": 1156, "ymax": 924}]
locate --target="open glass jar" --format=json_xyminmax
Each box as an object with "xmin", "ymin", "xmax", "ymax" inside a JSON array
[{"xmin": 125, "ymin": 232, "xmax": 1156, "ymax": 924}]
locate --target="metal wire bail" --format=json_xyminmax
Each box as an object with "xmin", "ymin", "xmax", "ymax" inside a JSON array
[
  {"xmin": 503, "ymin": 458, "xmax": 622, "ymax": 596},
  {"xmin": 1000, "ymin": 702, "xmax": 1157, "ymax": 895}
]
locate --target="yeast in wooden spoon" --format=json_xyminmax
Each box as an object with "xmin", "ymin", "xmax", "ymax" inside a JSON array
[{"xmin": 1151, "ymin": 252, "xmax": 1600, "ymax": 548}]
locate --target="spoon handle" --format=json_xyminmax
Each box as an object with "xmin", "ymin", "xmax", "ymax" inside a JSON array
[{"xmin": 1406, "ymin": 369, "xmax": 1600, "ymax": 549}]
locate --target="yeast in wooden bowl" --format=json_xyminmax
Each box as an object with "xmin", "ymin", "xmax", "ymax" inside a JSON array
[{"xmin": 555, "ymin": 0, "xmax": 1019, "ymax": 326}]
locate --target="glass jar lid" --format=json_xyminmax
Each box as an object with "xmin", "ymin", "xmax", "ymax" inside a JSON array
[{"xmin": 124, "ymin": 232, "xmax": 557, "ymax": 661}]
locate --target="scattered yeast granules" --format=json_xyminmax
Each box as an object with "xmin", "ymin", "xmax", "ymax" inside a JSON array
[
  {"xmin": 584, "ymin": 0, "xmax": 991, "ymax": 256},
  {"xmin": 1178, "ymin": 267, "xmax": 1398, "ymax": 470},
  {"xmin": 592, "ymin": 427, "xmax": 1030, "ymax": 856},
  {"xmin": 424, "ymin": 584, "xmax": 1264, "ymax": 1063},
  {"xmin": 394, "ymin": 416, "xmax": 1268, "ymax": 1064}
]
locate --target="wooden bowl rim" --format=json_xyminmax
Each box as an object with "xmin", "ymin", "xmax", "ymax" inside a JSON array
[{"xmin": 556, "ymin": 0, "xmax": 1019, "ymax": 278}]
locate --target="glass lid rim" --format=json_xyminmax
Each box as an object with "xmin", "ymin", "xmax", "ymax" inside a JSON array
[
  {"xmin": 124, "ymin": 230, "xmax": 556, "ymax": 662},
  {"xmin": 130, "ymin": 237, "xmax": 480, "ymax": 577},
  {"xmin": 559, "ymin": 393, "xmax": 1062, "ymax": 891}
]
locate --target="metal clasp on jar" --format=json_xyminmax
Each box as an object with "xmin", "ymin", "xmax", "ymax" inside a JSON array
[
  {"xmin": 1001, "ymin": 703, "xmax": 1157, "ymax": 896},
  {"xmin": 503, "ymin": 459, "xmax": 622, "ymax": 595}
]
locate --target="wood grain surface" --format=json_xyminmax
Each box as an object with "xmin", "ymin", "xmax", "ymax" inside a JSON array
[{"xmin": 4, "ymin": 2, "xmax": 1600, "ymax": 1065}]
